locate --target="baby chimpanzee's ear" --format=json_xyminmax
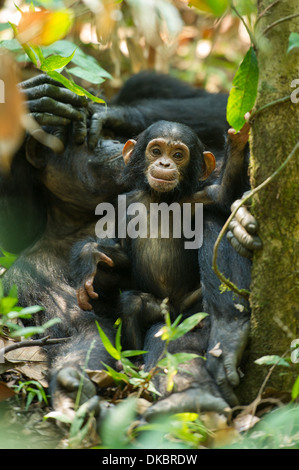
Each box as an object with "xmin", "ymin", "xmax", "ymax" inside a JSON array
[
  {"xmin": 122, "ymin": 139, "xmax": 137, "ymax": 165},
  {"xmin": 200, "ymin": 151, "xmax": 216, "ymax": 180}
]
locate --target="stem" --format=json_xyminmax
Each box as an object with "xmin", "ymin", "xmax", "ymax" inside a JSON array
[
  {"xmin": 250, "ymin": 95, "xmax": 290, "ymax": 121},
  {"xmin": 262, "ymin": 13, "xmax": 299, "ymax": 36}
]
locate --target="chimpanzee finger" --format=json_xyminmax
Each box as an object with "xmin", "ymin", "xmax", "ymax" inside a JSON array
[
  {"xmin": 75, "ymin": 395, "xmax": 101, "ymax": 418},
  {"xmin": 211, "ymin": 362, "xmax": 239, "ymax": 407},
  {"xmin": 22, "ymin": 84, "xmax": 88, "ymax": 108},
  {"xmin": 85, "ymin": 277, "xmax": 99, "ymax": 299},
  {"xmin": 230, "ymin": 202, "xmax": 259, "ymax": 234},
  {"xmin": 31, "ymin": 112, "xmax": 71, "ymax": 127},
  {"xmin": 73, "ymin": 108, "xmax": 87, "ymax": 144},
  {"xmin": 57, "ymin": 367, "xmax": 81, "ymax": 392},
  {"xmin": 96, "ymin": 252, "xmax": 115, "ymax": 267},
  {"xmin": 19, "ymin": 74, "xmax": 63, "ymax": 89},
  {"xmin": 223, "ymin": 353, "xmax": 240, "ymax": 388},
  {"xmin": 88, "ymin": 112, "xmax": 104, "ymax": 150},
  {"xmin": 228, "ymin": 219, "xmax": 262, "ymax": 251},
  {"xmin": 28, "ymin": 97, "xmax": 84, "ymax": 121},
  {"xmin": 226, "ymin": 230, "xmax": 253, "ymax": 259},
  {"xmin": 77, "ymin": 286, "xmax": 93, "ymax": 311}
]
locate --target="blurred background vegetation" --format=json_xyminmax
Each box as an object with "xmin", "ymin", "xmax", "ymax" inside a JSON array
[{"xmin": 0, "ymin": 0, "xmax": 255, "ymax": 97}]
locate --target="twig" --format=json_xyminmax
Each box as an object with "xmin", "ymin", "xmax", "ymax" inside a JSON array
[
  {"xmin": 249, "ymin": 95, "xmax": 290, "ymax": 121},
  {"xmin": 256, "ymin": 0, "xmax": 280, "ymax": 25},
  {"xmin": 212, "ymin": 140, "xmax": 299, "ymax": 297},
  {"xmin": 0, "ymin": 335, "xmax": 70, "ymax": 358},
  {"xmin": 262, "ymin": 13, "xmax": 299, "ymax": 36}
]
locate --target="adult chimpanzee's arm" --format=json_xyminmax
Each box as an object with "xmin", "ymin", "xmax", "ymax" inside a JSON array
[
  {"xmin": 198, "ymin": 211, "xmax": 252, "ymax": 406},
  {"xmin": 70, "ymin": 238, "xmax": 131, "ymax": 311},
  {"xmin": 88, "ymin": 93, "xmax": 229, "ymax": 150}
]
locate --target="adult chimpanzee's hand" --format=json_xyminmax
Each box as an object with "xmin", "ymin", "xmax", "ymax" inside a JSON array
[
  {"xmin": 206, "ymin": 314, "xmax": 250, "ymax": 407},
  {"xmin": 226, "ymin": 192, "xmax": 262, "ymax": 258},
  {"xmin": 20, "ymin": 74, "xmax": 88, "ymax": 147},
  {"xmin": 51, "ymin": 367, "xmax": 100, "ymax": 421}
]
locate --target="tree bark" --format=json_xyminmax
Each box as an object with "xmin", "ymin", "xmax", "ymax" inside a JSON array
[{"xmin": 238, "ymin": 0, "xmax": 299, "ymax": 403}]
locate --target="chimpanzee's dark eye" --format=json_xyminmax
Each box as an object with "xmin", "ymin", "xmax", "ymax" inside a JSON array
[
  {"xmin": 173, "ymin": 152, "xmax": 183, "ymax": 160},
  {"xmin": 152, "ymin": 148, "xmax": 161, "ymax": 156}
]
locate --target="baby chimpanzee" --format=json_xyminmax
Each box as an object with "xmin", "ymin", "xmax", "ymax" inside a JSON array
[{"xmin": 71, "ymin": 120, "xmax": 249, "ymax": 350}]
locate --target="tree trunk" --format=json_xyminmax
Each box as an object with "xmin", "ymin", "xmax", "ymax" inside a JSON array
[{"xmin": 238, "ymin": 0, "xmax": 299, "ymax": 403}]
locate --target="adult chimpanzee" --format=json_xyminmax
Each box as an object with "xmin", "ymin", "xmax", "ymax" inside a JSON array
[
  {"xmin": 1, "ymin": 125, "xmax": 128, "ymax": 418},
  {"xmin": 0, "ymin": 72, "xmax": 260, "ymax": 416}
]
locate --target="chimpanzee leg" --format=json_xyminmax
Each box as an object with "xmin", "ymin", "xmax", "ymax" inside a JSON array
[
  {"xmin": 143, "ymin": 321, "xmax": 230, "ymax": 416},
  {"xmin": 199, "ymin": 210, "xmax": 251, "ymax": 406}
]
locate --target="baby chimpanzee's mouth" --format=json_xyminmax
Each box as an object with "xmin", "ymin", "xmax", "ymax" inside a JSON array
[{"xmin": 150, "ymin": 168, "xmax": 178, "ymax": 181}]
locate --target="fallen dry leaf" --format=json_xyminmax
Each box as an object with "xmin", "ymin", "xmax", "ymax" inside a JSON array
[
  {"xmin": 0, "ymin": 382, "xmax": 16, "ymax": 401},
  {"xmin": 208, "ymin": 342, "xmax": 223, "ymax": 358}
]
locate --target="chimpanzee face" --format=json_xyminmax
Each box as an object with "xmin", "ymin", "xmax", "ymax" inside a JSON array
[{"xmin": 122, "ymin": 121, "xmax": 216, "ymax": 196}]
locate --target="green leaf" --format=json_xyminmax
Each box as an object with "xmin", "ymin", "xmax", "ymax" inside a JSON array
[
  {"xmin": 158, "ymin": 352, "xmax": 199, "ymax": 369},
  {"xmin": 0, "ymin": 296, "xmax": 19, "ymax": 315},
  {"xmin": 227, "ymin": 46, "xmax": 259, "ymax": 132},
  {"xmin": 19, "ymin": 305, "xmax": 44, "ymax": 315},
  {"xmin": 171, "ymin": 312, "xmax": 208, "ymax": 341},
  {"xmin": 40, "ymin": 50, "xmax": 76, "ymax": 72},
  {"xmin": 96, "ymin": 321, "xmax": 120, "ymax": 360},
  {"xmin": 121, "ymin": 349, "xmax": 148, "ymax": 357},
  {"xmin": 254, "ymin": 355, "xmax": 290, "ymax": 368},
  {"xmin": 68, "ymin": 66, "xmax": 106, "ymax": 85},
  {"xmin": 189, "ymin": 0, "xmax": 229, "ymax": 16},
  {"xmin": 46, "ymin": 71, "xmax": 105, "ymax": 103},
  {"xmin": 287, "ymin": 32, "xmax": 299, "ymax": 54},
  {"xmin": 100, "ymin": 398, "xmax": 137, "ymax": 448},
  {"xmin": 115, "ymin": 321, "xmax": 122, "ymax": 353},
  {"xmin": 291, "ymin": 376, "xmax": 299, "ymax": 401},
  {"xmin": 102, "ymin": 363, "xmax": 129, "ymax": 384},
  {"xmin": 8, "ymin": 284, "xmax": 18, "ymax": 298}
]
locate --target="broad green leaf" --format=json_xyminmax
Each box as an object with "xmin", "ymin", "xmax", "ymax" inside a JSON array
[
  {"xmin": 189, "ymin": 0, "xmax": 229, "ymax": 16},
  {"xmin": 287, "ymin": 32, "xmax": 299, "ymax": 54},
  {"xmin": 41, "ymin": 40, "xmax": 112, "ymax": 80},
  {"xmin": 40, "ymin": 50, "xmax": 76, "ymax": 72},
  {"xmin": 254, "ymin": 355, "xmax": 290, "ymax": 368},
  {"xmin": 96, "ymin": 320, "xmax": 120, "ymax": 360},
  {"xmin": 227, "ymin": 46, "xmax": 259, "ymax": 131},
  {"xmin": 68, "ymin": 66, "xmax": 106, "ymax": 85},
  {"xmin": 47, "ymin": 71, "xmax": 105, "ymax": 103}
]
